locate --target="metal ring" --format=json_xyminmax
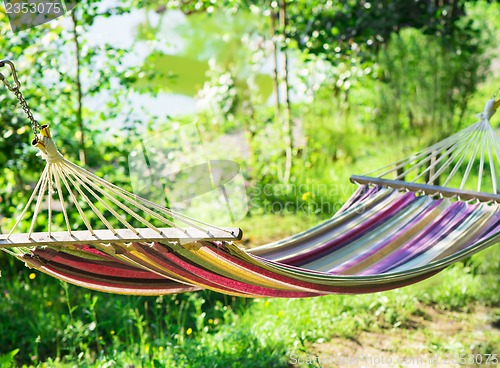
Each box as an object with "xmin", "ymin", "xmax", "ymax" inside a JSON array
[{"xmin": 0, "ymin": 59, "xmax": 21, "ymax": 91}]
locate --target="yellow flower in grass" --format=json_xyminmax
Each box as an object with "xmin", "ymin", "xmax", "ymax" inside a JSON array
[
  {"xmin": 186, "ymin": 328, "xmax": 193, "ymax": 335},
  {"xmin": 29, "ymin": 273, "xmax": 36, "ymax": 280},
  {"xmin": 302, "ymin": 192, "xmax": 312, "ymax": 201}
]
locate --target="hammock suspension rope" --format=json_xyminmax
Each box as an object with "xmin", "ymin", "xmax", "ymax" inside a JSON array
[
  {"xmin": 355, "ymin": 98, "xmax": 500, "ymax": 201},
  {"xmin": 0, "ymin": 60, "xmax": 242, "ymax": 251},
  {"xmin": 0, "ymin": 59, "xmax": 499, "ymax": 297}
]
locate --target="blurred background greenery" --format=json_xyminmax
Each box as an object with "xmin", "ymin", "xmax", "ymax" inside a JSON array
[{"xmin": 0, "ymin": 0, "xmax": 499, "ymax": 366}]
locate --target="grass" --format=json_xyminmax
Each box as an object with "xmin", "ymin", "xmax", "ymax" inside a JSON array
[
  {"xmin": 301, "ymin": 305, "xmax": 498, "ymax": 367},
  {"xmin": 2, "ymin": 133, "xmax": 500, "ymax": 367},
  {"xmin": 1, "ymin": 126, "xmax": 499, "ymax": 367},
  {"xmin": 0, "ymin": 211, "xmax": 498, "ymax": 367},
  {"xmin": 238, "ymin": 213, "xmax": 321, "ymax": 246}
]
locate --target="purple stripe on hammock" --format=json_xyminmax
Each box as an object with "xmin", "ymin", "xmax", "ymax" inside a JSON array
[
  {"xmin": 280, "ymin": 191, "xmax": 418, "ymax": 266},
  {"xmin": 199, "ymin": 243, "xmax": 447, "ymax": 294},
  {"xmin": 329, "ymin": 197, "xmax": 443, "ymax": 273},
  {"xmin": 421, "ymin": 211, "xmax": 500, "ymax": 264},
  {"xmin": 363, "ymin": 201, "xmax": 476, "ymax": 274},
  {"xmin": 203, "ymin": 243, "xmax": 364, "ymax": 293},
  {"xmin": 252, "ymin": 186, "xmax": 391, "ymax": 261},
  {"xmin": 336, "ymin": 185, "xmax": 382, "ymax": 215},
  {"xmin": 464, "ymin": 213, "xmax": 500, "ymax": 244},
  {"xmin": 240, "ymin": 249, "xmax": 447, "ymax": 294}
]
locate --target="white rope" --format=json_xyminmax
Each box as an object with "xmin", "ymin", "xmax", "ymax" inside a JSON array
[
  {"xmin": 368, "ymin": 124, "xmax": 477, "ymax": 178},
  {"xmin": 394, "ymin": 126, "xmax": 476, "ymax": 181},
  {"xmin": 56, "ymin": 161, "xmax": 95, "ymax": 236},
  {"xmin": 62, "ymin": 158, "xmax": 235, "ymax": 236},
  {"xmin": 62, "ymin": 160, "xmax": 184, "ymax": 232},
  {"xmin": 62, "ymin": 164, "xmax": 118, "ymax": 235},
  {"xmin": 51, "ymin": 162, "xmax": 73, "ymax": 235},
  {"xmin": 410, "ymin": 137, "xmax": 470, "ymax": 183},
  {"xmin": 477, "ymin": 129, "xmax": 486, "ymax": 192},
  {"xmin": 427, "ymin": 127, "xmax": 482, "ymax": 184},
  {"xmin": 442, "ymin": 126, "xmax": 483, "ymax": 187},
  {"xmin": 7, "ymin": 166, "xmax": 48, "ymax": 238},
  {"xmin": 28, "ymin": 167, "xmax": 49, "ymax": 237},
  {"xmin": 365, "ymin": 99, "xmax": 499, "ymax": 196},
  {"xmin": 62, "ymin": 161, "xmax": 158, "ymax": 234},
  {"xmin": 63, "ymin": 158, "xmax": 235, "ymax": 235},
  {"xmin": 47, "ymin": 164, "xmax": 53, "ymax": 236},
  {"xmin": 486, "ymin": 127, "xmax": 497, "ymax": 194},
  {"xmin": 64, "ymin": 165, "xmax": 140, "ymax": 235},
  {"xmin": 7, "ymin": 123, "xmax": 242, "ymax": 241},
  {"xmin": 437, "ymin": 124, "xmax": 485, "ymax": 188},
  {"xmin": 460, "ymin": 126, "xmax": 483, "ymax": 190}
]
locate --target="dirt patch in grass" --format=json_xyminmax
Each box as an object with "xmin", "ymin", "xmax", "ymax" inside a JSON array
[{"xmin": 291, "ymin": 305, "xmax": 499, "ymax": 367}]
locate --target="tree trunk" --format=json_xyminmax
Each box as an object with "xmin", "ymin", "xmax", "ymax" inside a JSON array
[
  {"xmin": 269, "ymin": 9, "xmax": 281, "ymax": 119},
  {"xmin": 425, "ymin": 150, "xmax": 441, "ymax": 186},
  {"xmin": 71, "ymin": 11, "xmax": 87, "ymax": 165},
  {"xmin": 279, "ymin": 0, "xmax": 293, "ymax": 184}
]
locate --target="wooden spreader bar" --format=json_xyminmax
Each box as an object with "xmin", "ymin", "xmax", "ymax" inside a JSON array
[
  {"xmin": 0, "ymin": 227, "xmax": 243, "ymax": 249},
  {"xmin": 350, "ymin": 175, "xmax": 500, "ymax": 203}
]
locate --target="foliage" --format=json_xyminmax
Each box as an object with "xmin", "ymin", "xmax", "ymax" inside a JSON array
[
  {"xmin": 157, "ymin": 1, "xmax": 488, "ymax": 90},
  {"xmin": 286, "ymin": 0, "xmax": 482, "ymax": 64},
  {"xmin": 375, "ymin": 26, "xmax": 490, "ymax": 139},
  {"xmin": 0, "ymin": 0, "xmax": 144, "ymax": 236},
  {"xmin": 0, "ymin": 0, "xmax": 499, "ymax": 366}
]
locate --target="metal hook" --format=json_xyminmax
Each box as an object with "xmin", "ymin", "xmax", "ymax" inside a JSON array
[{"xmin": 0, "ymin": 59, "xmax": 21, "ymax": 91}]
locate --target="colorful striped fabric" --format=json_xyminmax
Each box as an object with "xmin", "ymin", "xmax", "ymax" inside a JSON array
[{"xmin": 20, "ymin": 185, "xmax": 500, "ymax": 297}]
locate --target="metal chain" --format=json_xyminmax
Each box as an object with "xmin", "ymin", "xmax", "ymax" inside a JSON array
[
  {"xmin": 0, "ymin": 59, "xmax": 41, "ymax": 136},
  {"xmin": 12, "ymin": 88, "xmax": 40, "ymax": 136}
]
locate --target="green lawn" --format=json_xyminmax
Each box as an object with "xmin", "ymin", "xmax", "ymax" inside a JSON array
[{"xmin": 0, "ymin": 213, "xmax": 498, "ymax": 367}]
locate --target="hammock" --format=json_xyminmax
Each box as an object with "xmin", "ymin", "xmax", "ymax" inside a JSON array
[{"xmin": 1, "ymin": 59, "xmax": 499, "ymax": 297}]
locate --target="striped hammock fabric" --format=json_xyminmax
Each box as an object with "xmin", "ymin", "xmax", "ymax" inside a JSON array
[
  {"xmin": 21, "ymin": 184, "xmax": 500, "ymax": 297},
  {"xmin": 1, "ymin": 61, "xmax": 499, "ymax": 298}
]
